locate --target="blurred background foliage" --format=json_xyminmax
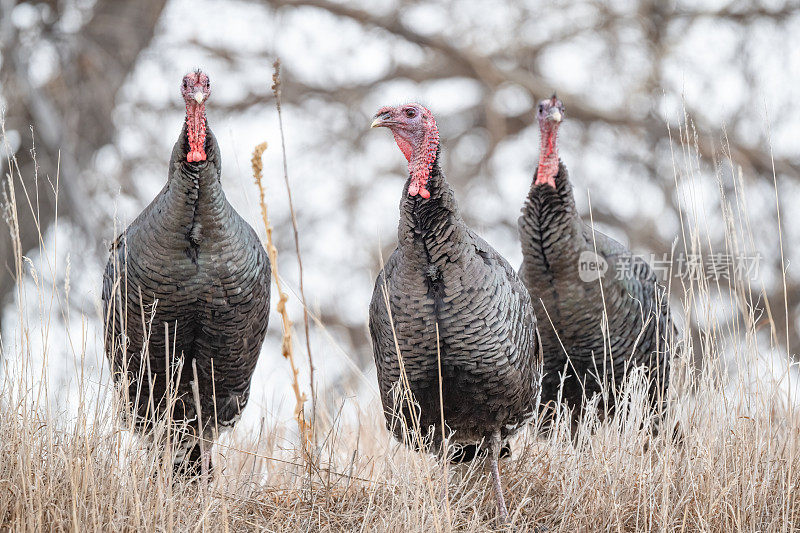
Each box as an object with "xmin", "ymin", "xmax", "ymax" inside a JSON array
[{"xmin": 1, "ymin": 0, "xmax": 798, "ymax": 416}]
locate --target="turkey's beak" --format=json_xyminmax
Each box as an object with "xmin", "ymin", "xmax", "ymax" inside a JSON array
[
  {"xmin": 193, "ymin": 91, "xmax": 205, "ymax": 104},
  {"xmin": 547, "ymin": 108, "xmax": 562, "ymax": 124},
  {"xmin": 371, "ymin": 112, "xmax": 393, "ymax": 129}
]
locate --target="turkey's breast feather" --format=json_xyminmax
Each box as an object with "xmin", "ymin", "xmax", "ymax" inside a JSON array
[
  {"xmin": 518, "ymin": 162, "xmax": 673, "ymax": 420},
  {"xmin": 370, "ymin": 162, "xmax": 540, "ymax": 451},
  {"xmin": 102, "ymin": 126, "xmax": 271, "ymax": 437}
]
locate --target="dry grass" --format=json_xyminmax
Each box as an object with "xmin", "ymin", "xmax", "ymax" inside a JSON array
[
  {"xmin": 252, "ymin": 140, "xmax": 312, "ymax": 454},
  {"xmin": 1, "ymin": 115, "xmax": 799, "ymax": 532}
]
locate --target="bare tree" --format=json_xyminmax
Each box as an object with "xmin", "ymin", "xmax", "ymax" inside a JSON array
[
  {"xmin": 2, "ymin": 0, "xmax": 798, "ymax": 373},
  {"xmin": 0, "ymin": 0, "xmax": 168, "ymax": 335},
  {"xmin": 244, "ymin": 0, "xmax": 800, "ymax": 361}
]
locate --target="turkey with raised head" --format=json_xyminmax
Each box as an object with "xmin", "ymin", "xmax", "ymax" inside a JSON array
[
  {"xmin": 518, "ymin": 94, "xmax": 673, "ymax": 431},
  {"xmin": 102, "ymin": 70, "xmax": 271, "ymax": 478},
  {"xmin": 369, "ymin": 103, "xmax": 541, "ymax": 523}
]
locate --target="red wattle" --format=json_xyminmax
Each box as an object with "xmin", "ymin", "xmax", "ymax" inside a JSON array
[
  {"xmin": 535, "ymin": 168, "xmax": 556, "ymax": 188},
  {"xmin": 405, "ymin": 117, "xmax": 439, "ymax": 200},
  {"xmin": 407, "ymin": 177, "xmax": 432, "ymax": 199},
  {"xmin": 534, "ymin": 127, "xmax": 559, "ymax": 188},
  {"xmin": 185, "ymin": 104, "xmax": 207, "ymax": 164},
  {"xmin": 393, "ymin": 133, "xmax": 414, "ymax": 163}
]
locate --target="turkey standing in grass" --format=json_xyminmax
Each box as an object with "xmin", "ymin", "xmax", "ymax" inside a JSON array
[
  {"xmin": 102, "ymin": 70, "xmax": 271, "ymax": 477},
  {"xmin": 369, "ymin": 103, "xmax": 541, "ymax": 522},
  {"xmin": 518, "ymin": 95, "xmax": 673, "ymax": 430}
]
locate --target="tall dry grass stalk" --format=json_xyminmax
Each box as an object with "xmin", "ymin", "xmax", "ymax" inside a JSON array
[
  {"xmin": 251, "ymin": 141, "xmax": 312, "ymax": 455},
  {"xmin": 0, "ymin": 111, "xmax": 798, "ymax": 531},
  {"xmin": 272, "ymin": 60, "xmax": 317, "ymax": 430}
]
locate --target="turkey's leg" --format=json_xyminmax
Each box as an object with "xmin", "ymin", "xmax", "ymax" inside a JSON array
[
  {"xmin": 189, "ymin": 360, "xmax": 211, "ymax": 486},
  {"xmin": 200, "ymin": 445, "xmax": 212, "ymax": 487},
  {"xmin": 488, "ymin": 432, "xmax": 509, "ymax": 524}
]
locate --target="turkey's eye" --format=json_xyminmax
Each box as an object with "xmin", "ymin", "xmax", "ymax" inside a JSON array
[
  {"xmin": 183, "ymin": 80, "xmax": 188, "ymax": 88},
  {"xmin": 405, "ymin": 108, "xmax": 416, "ymax": 118},
  {"xmin": 538, "ymin": 104, "xmax": 544, "ymax": 113}
]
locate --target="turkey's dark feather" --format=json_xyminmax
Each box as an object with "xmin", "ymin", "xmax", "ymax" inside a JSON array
[
  {"xmin": 519, "ymin": 163, "xmax": 673, "ymax": 423},
  {"xmin": 369, "ymin": 152, "xmax": 541, "ymax": 456},
  {"xmin": 102, "ymin": 126, "xmax": 270, "ymax": 466}
]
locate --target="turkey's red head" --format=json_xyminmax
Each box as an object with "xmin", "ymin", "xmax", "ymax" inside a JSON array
[
  {"xmin": 535, "ymin": 94, "xmax": 564, "ymax": 188},
  {"xmin": 371, "ymin": 103, "xmax": 439, "ymax": 199},
  {"xmin": 181, "ymin": 70, "xmax": 212, "ymax": 163}
]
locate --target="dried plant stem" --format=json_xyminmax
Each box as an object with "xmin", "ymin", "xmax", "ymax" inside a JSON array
[
  {"xmin": 272, "ymin": 59, "xmax": 317, "ymax": 431},
  {"xmin": 435, "ymin": 322, "xmax": 452, "ymax": 529},
  {"xmin": 251, "ymin": 142, "xmax": 312, "ymax": 455}
]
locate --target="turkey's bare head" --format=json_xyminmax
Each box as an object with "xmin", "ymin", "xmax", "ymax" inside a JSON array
[
  {"xmin": 181, "ymin": 70, "xmax": 212, "ymax": 163},
  {"xmin": 535, "ymin": 94, "xmax": 564, "ymax": 188},
  {"xmin": 371, "ymin": 103, "xmax": 439, "ymax": 199}
]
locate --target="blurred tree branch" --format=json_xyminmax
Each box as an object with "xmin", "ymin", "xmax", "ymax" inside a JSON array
[
  {"xmin": 262, "ymin": 0, "xmax": 798, "ymax": 181},
  {"xmin": 0, "ymin": 0, "xmax": 168, "ymax": 334},
  {"xmin": 255, "ymin": 0, "xmax": 800, "ymax": 360}
]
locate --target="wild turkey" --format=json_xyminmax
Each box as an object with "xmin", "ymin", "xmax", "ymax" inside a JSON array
[
  {"xmin": 518, "ymin": 94, "xmax": 673, "ymax": 430},
  {"xmin": 369, "ymin": 103, "xmax": 540, "ymax": 522},
  {"xmin": 102, "ymin": 70, "xmax": 271, "ymax": 477}
]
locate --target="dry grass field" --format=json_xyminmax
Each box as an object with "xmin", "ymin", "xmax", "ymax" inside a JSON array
[{"xmin": 1, "ymin": 123, "xmax": 798, "ymax": 532}]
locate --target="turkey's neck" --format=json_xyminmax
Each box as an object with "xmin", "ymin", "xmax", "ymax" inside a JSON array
[
  {"xmin": 392, "ymin": 121, "xmax": 440, "ymax": 200},
  {"xmin": 520, "ymin": 162, "xmax": 583, "ymax": 274},
  {"xmin": 399, "ymin": 149, "xmax": 465, "ymax": 256},
  {"xmin": 185, "ymin": 102, "xmax": 207, "ymax": 162},
  {"xmin": 400, "ymin": 147, "xmax": 448, "ymax": 219},
  {"xmin": 164, "ymin": 127, "xmax": 227, "ymax": 237},
  {"xmin": 535, "ymin": 124, "xmax": 560, "ymax": 187}
]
